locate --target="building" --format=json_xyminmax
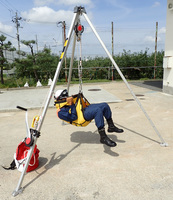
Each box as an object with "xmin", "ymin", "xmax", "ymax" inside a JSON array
[{"xmin": 163, "ymin": 0, "xmax": 173, "ymax": 95}]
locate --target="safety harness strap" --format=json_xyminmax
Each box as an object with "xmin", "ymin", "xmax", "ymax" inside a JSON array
[{"xmin": 2, "ymin": 160, "xmax": 16, "ymax": 170}]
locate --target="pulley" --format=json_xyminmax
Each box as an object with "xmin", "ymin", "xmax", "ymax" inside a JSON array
[{"xmin": 75, "ymin": 23, "xmax": 84, "ymax": 41}]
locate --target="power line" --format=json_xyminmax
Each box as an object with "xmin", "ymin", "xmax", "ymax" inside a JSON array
[
  {"xmin": 4, "ymin": 0, "xmax": 18, "ymax": 12},
  {"xmin": 0, "ymin": 0, "xmax": 12, "ymax": 12},
  {"xmin": 0, "ymin": 30, "xmax": 16, "ymax": 39},
  {"xmin": 0, "ymin": 0, "xmax": 22, "ymax": 16}
]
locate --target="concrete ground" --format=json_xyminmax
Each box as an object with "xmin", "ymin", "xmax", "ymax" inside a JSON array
[{"xmin": 0, "ymin": 81, "xmax": 173, "ymax": 200}]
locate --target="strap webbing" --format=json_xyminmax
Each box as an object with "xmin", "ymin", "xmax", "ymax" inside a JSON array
[{"xmin": 2, "ymin": 159, "xmax": 16, "ymax": 170}]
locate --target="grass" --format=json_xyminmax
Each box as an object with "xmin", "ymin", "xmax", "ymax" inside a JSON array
[
  {"xmin": 0, "ymin": 75, "xmax": 161, "ymax": 89},
  {"xmin": 0, "ymin": 76, "xmax": 112, "ymax": 89}
]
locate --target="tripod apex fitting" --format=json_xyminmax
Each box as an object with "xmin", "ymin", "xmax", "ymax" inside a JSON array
[{"xmin": 74, "ymin": 6, "xmax": 86, "ymax": 14}]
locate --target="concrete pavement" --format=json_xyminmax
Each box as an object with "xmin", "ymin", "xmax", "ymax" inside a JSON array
[
  {"xmin": 0, "ymin": 81, "xmax": 173, "ymax": 200},
  {"xmin": 0, "ymin": 84, "xmax": 121, "ymax": 112}
]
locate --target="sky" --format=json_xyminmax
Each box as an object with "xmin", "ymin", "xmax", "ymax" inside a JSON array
[{"xmin": 0, "ymin": 0, "xmax": 167, "ymax": 58}]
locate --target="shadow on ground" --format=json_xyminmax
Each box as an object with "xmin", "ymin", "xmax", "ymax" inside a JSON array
[{"xmin": 130, "ymin": 80, "xmax": 163, "ymax": 92}]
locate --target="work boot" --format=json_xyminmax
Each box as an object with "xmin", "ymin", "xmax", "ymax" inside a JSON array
[
  {"xmin": 98, "ymin": 128, "xmax": 117, "ymax": 147},
  {"xmin": 107, "ymin": 118, "xmax": 124, "ymax": 133}
]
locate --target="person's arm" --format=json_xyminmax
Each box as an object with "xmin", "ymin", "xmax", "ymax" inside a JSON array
[
  {"xmin": 66, "ymin": 97, "xmax": 73, "ymax": 105},
  {"xmin": 58, "ymin": 104, "xmax": 77, "ymax": 122}
]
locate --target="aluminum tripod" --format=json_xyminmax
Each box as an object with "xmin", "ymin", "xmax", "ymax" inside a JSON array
[{"xmin": 12, "ymin": 5, "xmax": 167, "ymax": 197}]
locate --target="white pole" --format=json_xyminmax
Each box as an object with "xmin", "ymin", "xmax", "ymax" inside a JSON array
[
  {"xmin": 83, "ymin": 13, "xmax": 167, "ymax": 147},
  {"xmin": 38, "ymin": 12, "xmax": 78, "ymax": 131},
  {"xmin": 12, "ymin": 12, "xmax": 80, "ymax": 197}
]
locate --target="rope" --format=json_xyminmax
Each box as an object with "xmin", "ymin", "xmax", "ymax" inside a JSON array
[{"xmin": 78, "ymin": 39, "xmax": 83, "ymax": 93}]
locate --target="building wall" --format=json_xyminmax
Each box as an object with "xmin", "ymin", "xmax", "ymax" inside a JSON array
[{"xmin": 163, "ymin": 0, "xmax": 173, "ymax": 95}]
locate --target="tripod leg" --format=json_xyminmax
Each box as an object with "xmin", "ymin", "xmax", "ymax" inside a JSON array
[
  {"xmin": 38, "ymin": 12, "xmax": 79, "ymax": 129},
  {"xmin": 83, "ymin": 13, "xmax": 168, "ymax": 147},
  {"xmin": 12, "ymin": 12, "xmax": 80, "ymax": 197},
  {"xmin": 12, "ymin": 137, "xmax": 38, "ymax": 196}
]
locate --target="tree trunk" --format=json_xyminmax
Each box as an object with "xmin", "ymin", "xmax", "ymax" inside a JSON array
[
  {"xmin": 31, "ymin": 46, "xmax": 38, "ymax": 81},
  {"xmin": 0, "ymin": 49, "xmax": 4, "ymax": 84},
  {"xmin": 0, "ymin": 65, "xmax": 4, "ymax": 84}
]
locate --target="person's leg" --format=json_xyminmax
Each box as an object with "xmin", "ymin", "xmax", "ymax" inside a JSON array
[
  {"xmin": 84, "ymin": 104, "xmax": 105, "ymax": 129},
  {"xmin": 98, "ymin": 128, "xmax": 116, "ymax": 147},
  {"xmin": 96, "ymin": 103, "xmax": 112, "ymax": 119},
  {"xmin": 107, "ymin": 118, "xmax": 124, "ymax": 133},
  {"xmin": 95, "ymin": 103, "xmax": 124, "ymax": 133},
  {"xmin": 84, "ymin": 104, "xmax": 116, "ymax": 147}
]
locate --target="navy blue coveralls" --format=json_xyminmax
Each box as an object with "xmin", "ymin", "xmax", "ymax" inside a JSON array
[{"xmin": 58, "ymin": 102, "xmax": 112, "ymax": 130}]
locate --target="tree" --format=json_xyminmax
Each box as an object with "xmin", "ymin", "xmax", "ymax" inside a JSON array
[
  {"xmin": 36, "ymin": 48, "xmax": 58, "ymax": 81},
  {"xmin": 14, "ymin": 48, "xmax": 164, "ymax": 84},
  {"xmin": 21, "ymin": 40, "xmax": 39, "ymax": 80},
  {"xmin": 0, "ymin": 34, "xmax": 16, "ymax": 84},
  {"xmin": 14, "ymin": 47, "xmax": 59, "ymax": 84}
]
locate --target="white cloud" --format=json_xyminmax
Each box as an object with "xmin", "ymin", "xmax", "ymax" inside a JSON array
[
  {"xmin": 144, "ymin": 35, "xmax": 161, "ymax": 43},
  {"xmin": 159, "ymin": 27, "xmax": 166, "ymax": 34},
  {"xmin": 21, "ymin": 6, "xmax": 74, "ymax": 24},
  {"xmin": 144, "ymin": 36, "xmax": 155, "ymax": 42},
  {"xmin": 34, "ymin": 0, "xmax": 92, "ymax": 6},
  {"xmin": 58, "ymin": 0, "xmax": 92, "ymax": 6},
  {"xmin": 152, "ymin": 1, "xmax": 160, "ymax": 7},
  {"xmin": 0, "ymin": 22, "xmax": 13, "ymax": 33},
  {"xmin": 144, "ymin": 27, "xmax": 165, "ymax": 44},
  {"xmin": 34, "ymin": 0, "xmax": 54, "ymax": 6}
]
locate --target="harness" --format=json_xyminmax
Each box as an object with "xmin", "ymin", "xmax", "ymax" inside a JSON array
[
  {"xmin": 54, "ymin": 93, "xmax": 92, "ymax": 127},
  {"xmin": 54, "ymin": 21, "xmax": 92, "ymax": 127}
]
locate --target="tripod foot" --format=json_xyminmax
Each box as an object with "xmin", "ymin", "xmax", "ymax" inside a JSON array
[
  {"xmin": 160, "ymin": 143, "xmax": 168, "ymax": 147},
  {"xmin": 12, "ymin": 187, "xmax": 24, "ymax": 197}
]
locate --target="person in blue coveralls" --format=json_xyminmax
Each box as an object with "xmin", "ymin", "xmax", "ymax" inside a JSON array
[{"xmin": 55, "ymin": 89, "xmax": 124, "ymax": 147}]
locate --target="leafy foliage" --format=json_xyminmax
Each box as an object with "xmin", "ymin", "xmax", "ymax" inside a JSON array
[
  {"xmin": 14, "ymin": 47, "xmax": 164, "ymax": 84},
  {"xmin": 113, "ymin": 49, "xmax": 164, "ymax": 80},
  {"xmin": 1, "ymin": 36, "xmax": 164, "ymax": 87},
  {"xmin": 0, "ymin": 34, "xmax": 16, "ymax": 84}
]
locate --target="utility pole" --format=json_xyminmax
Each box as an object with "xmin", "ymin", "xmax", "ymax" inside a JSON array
[
  {"xmin": 57, "ymin": 21, "xmax": 67, "ymax": 82},
  {"xmin": 111, "ymin": 21, "xmax": 114, "ymax": 80},
  {"xmin": 12, "ymin": 12, "xmax": 22, "ymax": 57},
  {"xmin": 154, "ymin": 22, "xmax": 158, "ymax": 79},
  {"xmin": 35, "ymin": 35, "xmax": 39, "ymax": 53}
]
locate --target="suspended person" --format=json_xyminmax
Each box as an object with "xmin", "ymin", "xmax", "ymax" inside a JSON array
[{"xmin": 55, "ymin": 89, "xmax": 124, "ymax": 147}]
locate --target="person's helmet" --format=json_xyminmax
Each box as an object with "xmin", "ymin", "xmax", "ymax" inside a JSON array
[{"xmin": 54, "ymin": 89, "xmax": 68, "ymax": 100}]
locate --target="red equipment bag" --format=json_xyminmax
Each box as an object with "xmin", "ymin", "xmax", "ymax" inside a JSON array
[{"xmin": 14, "ymin": 141, "xmax": 39, "ymax": 172}]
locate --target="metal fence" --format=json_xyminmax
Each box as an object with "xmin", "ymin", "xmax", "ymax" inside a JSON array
[
  {"xmin": 3, "ymin": 65, "xmax": 163, "ymax": 80},
  {"xmin": 3, "ymin": 49, "xmax": 28, "ymax": 63},
  {"xmin": 59, "ymin": 65, "xmax": 163, "ymax": 81}
]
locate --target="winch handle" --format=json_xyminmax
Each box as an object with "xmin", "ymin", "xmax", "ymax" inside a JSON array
[
  {"xmin": 16, "ymin": 106, "xmax": 27, "ymax": 112},
  {"xmin": 16, "ymin": 106, "xmax": 30, "ymax": 138}
]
